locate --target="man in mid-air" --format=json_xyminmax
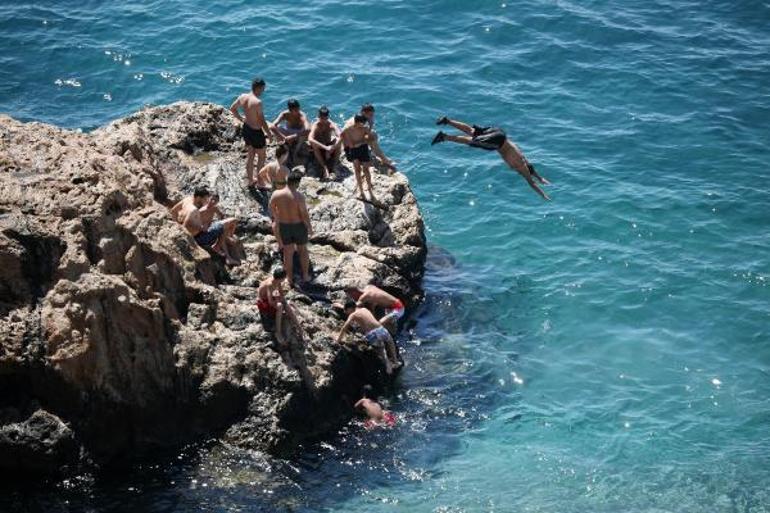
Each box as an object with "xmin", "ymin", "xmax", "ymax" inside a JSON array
[{"xmin": 431, "ymin": 116, "xmax": 551, "ymax": 200}]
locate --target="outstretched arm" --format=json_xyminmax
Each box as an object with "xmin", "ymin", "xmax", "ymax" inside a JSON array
[
  {"xmin": 524, "ymin": 173, "xmax": 551, "ymax": 201},
  {"xmin": 336, "ymin": 317, "xmax": 352, "ymax": 343}
]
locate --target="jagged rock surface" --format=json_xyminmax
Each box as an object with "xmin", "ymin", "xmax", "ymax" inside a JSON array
[{"xmin": 0, "ymin": 102, "xmax": 426, "ymax": 475}]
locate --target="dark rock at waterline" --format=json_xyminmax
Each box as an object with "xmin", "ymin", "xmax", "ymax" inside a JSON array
[{"xmin": 0, "ymin": 102, "xmax": 426, "ymax": 475}]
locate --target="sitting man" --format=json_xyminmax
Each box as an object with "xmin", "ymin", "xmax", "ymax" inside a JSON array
[
  {"xmin": 169, "ymin": 187, "xmax": 236, "ymax": 265},
  {"xmin": 308, "ymin": 105, "xmax": 341, "ymax": 180},
  {"xmin": 198, "ymin": 193, "xmax": 240, "ymax": 265},
  {"xmin": 256, "ymin": 267, "xmax": 303, "ymax": 348},
  {"xmin": 336, "ymin": 284, "xmax": 405, "ymax": 334},
  {"xmin": 271, "ymin": 98, "xmax": 311, "ymax": 163},
  {"xmin": 337, "ymin": 300, "xmax": 401, "ymax": 375}
]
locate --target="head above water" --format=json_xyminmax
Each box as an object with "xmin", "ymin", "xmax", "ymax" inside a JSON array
[
  {"xmin": 287, "ymin": 170, "xmax": 302, "ymax": 188},
  {"xmin": 272, "ymin": 267, "xmax": 287, "ymax": 280},
  {"xmin": 287, "ymin": 98, "xmax": 300, "ymax": 112},
  {"xmin": 361, "ymin": 103, "xmax": 375, "ymax": 114},
  {"xmin": 318, "ymin": 105, "xmax": 330, "ymax": 119},
  {"xmin": 251, "ymin": 77, "xmax": 266, "ymax": 94},
  {"xmin": 353, "ymin": 113, "xmax": 367, "ymax": 125}
]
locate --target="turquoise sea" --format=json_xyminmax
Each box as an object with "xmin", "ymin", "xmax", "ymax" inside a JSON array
[{"xmin": 2, "ymin": 1, "xmax": 770, "ymax": 511}]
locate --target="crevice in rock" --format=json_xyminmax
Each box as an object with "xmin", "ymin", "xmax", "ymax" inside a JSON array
[{"xmin": 1, "ymin": 229, "xmax": 64, "ymax": 314}]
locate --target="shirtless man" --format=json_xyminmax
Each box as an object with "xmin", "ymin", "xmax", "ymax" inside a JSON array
[
  {"xmin": 340, "ymin": 114, "xmax": 377, "ymax": 201},
  {"xmin": 269, "ymin": 171, "xmax": 312, "ymax": 287},
  {"xmin": 431, "ymin": 116, "xmax": 551, "ymax": 200},
  {"xmin": 271, "ymin": 98, "xmax": 310, "ymax": 163},
  {"xmin": 337, "ymin": 300, "xmax": 400, "ymax": 375},
  {"xmin": 198, "ymin": 193, "xmax": 240, "ymax": 265},
  {"xmin": 335, "ymin": 285, "xmax": 405, "ymax": 333},
  {"xmin": 355, "ymin": 385, "xmax": 397, "ymax": 429},
  {"xmin": 170, "ymin": 187, "xmax": 236, "ymax": 264},
  {"xmin": 358, "ymin": 103, "xmax": 396, "ymax": 171},
  {"xmin": 257, "ymin": 144, "xmax": 290, "ymax": 251},
  {"xmin": 229, "ymin": 77, "xmax": 276, "ymax": 186},
  {"xmin": 257, "ymin": 267, "xmax": 303, "ymax": 348},
  {"xmin": 256, "ymin": 144, "xmax": 290, "ymax": 191},
  {"xmin": 308, "ymin": 105, "xmax": 341, "ymax": 179}
]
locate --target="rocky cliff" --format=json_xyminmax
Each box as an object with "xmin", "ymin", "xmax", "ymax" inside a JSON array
[{"xmin": 0, "ymin": 102, "xmax": 426, "ymax": 475}]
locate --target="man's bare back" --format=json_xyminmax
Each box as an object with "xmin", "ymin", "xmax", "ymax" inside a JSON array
[
  {"xmin": 270, "ymin": 188, "xmax": 305, "ymax": 224},
  {"xmin": 359, "ymin": 285, "xmax": 398, "ymax": 308},
  {"xmin": 356, "ymin": 397, "xmax": 385, "ymax": 421},
  {"xmin": 234, "ymin": 93, "xmax": 265, "ymax": 130},
  {"xmin": 347, "ymin": 307, "xmax": 381, "ymax": 334}
]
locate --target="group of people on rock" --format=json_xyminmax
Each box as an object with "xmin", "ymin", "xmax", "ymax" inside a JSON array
[
  {"xmin": 229, "ymin": 77, "xmax": 396, "ymax": 204},
  {"xmin": 169, "ymin": 75, "xmax": 554, "ymax": 428}
]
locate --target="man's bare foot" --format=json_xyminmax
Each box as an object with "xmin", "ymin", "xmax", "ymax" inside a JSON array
[
  {"xmin": 225, "ymin": 257, "xmax": 239, "ymax": 266},
  {"xmin": 539, "ymin": 177, "xmax": 552, "ymax": 185}
]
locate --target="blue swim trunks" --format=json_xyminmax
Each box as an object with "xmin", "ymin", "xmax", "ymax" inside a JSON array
[
  {"xmin": 364, "ymin": 326, "xmax": 392, "ymax": 348},
  {"xmin": 194, "ymin": 221, "xmax": 224, "ymax": 247}
]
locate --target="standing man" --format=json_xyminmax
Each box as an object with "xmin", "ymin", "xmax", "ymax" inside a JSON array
[
  {"xmin": 230, "ymin": 77, "xmax": 276, "ymax": 187},
  {"xmin": 358, "ymin": 103, "xmax": 396, "ymax": 171},
  {"xmin": 340, "ymin": 114, "xmax": 377, "ymax": 202},
  {"xmin": 271, "ymin": 98, "xmax": 311, "ymax": 164},
  {"xmin": 431, "ymin": 116, "xmax": 551, "ymax": 200},
  {"xmin": 308, "ymin": 105, "xmax": 342, "ymax": 179},
  {"xmin": 269, "ymin": 171, "xmax": 313, "ymax": 287}
]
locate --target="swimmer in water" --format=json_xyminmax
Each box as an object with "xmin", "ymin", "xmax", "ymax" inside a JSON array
[
  {"xmin": 431, "ymin": 116, "xmax": 551, "ymax": 200},
  {"xmin": 355, "ymin": 385, "xmax": 396, "ymax": 429}
]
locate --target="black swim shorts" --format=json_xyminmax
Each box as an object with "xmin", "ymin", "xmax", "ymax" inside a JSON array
[
  {"xmin": 470, "ymin": 125, "xmax": 506, "ymax": 151},
  {"xmin": 242, "ymin": 123, "xmax": 266, "ymax": 149},
  {"xmin": 279, "ymin": 222, "xmax": 309, "ymax": 246},
  {"xmin": 344, "ymin": 144, "xmax": 371, "ymax": 163}
]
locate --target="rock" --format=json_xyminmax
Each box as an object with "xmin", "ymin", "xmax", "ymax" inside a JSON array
[
  {"xmin": 0, "ymin": 102, "xmax": 426, "ymax": 475},
  {"xmin": 0, "ymin": 409, "xmax": 79, "ymax": 476}
]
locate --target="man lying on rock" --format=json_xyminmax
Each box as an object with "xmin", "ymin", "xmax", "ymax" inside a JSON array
[
  {"xmin": 336, "ymin": 299, "xmax": 401, "ymax": 375},
  {"xmin": 169, "ymin": 186, "xmax": 238, "ymax": 266},
  {"xmin": 333, "ymin": 284, "xmax": 405, "ymax": 334},
  {"xmin": 257, "ymin": 267, "xmax": 305, "ymax": 352}
]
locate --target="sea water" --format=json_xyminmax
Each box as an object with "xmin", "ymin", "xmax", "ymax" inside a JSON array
[{"xmin": 2, "ymin": 1, "xmax": 769, "ymax": 511}]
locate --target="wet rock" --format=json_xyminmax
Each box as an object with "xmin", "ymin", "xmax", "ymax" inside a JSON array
[{"xmin": 0, "ymin": 102, "xmax": 426, "ymax": 475}]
